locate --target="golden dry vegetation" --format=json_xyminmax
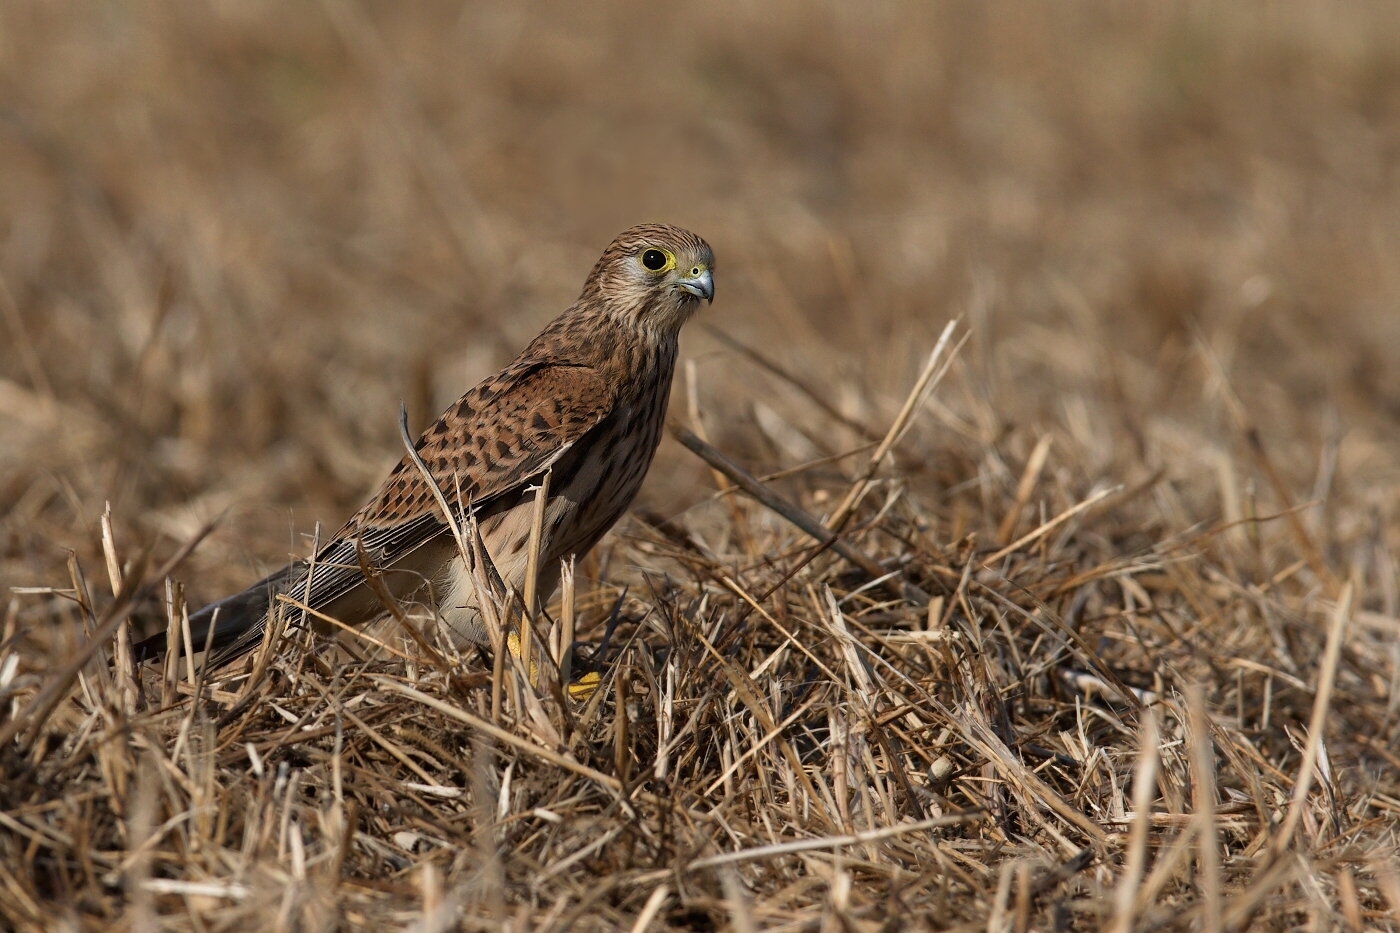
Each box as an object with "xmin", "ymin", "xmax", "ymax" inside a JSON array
[{"xmin": 3, "ymin": 2, "xmax": 1400, "ymax": 930}]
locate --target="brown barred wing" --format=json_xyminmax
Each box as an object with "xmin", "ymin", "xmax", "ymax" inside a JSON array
[
  {"xmin": 311, "ymin": 362, "xmax": 614, "ymax": 602},
  {"xmin": 196, "ymin": 363, "xmax": 616, "ymax": 666}
]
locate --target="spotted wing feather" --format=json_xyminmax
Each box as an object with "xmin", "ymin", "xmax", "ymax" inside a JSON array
[
  {"xmin": 168, "ymin": 362, "xmax": 615, "ymax": 665},
  {"xmin": 307, "ymin": 362, "xmax": 613, "ymax": 604}
]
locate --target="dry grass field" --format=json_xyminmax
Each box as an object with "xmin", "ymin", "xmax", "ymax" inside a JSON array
[{"xmin": 3, "ymin": 1, "xmax": 1400, "ymax": 930}]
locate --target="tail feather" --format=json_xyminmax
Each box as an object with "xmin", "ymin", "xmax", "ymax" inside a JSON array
[{"xmin": 133, "ymin": 562, "xmax": 303, "ymax": 664}]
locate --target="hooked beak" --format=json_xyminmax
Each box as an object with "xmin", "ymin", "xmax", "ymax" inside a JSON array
[{"xmin": 676, "ymin": 267, "xmax": 714, "ymax": 304}]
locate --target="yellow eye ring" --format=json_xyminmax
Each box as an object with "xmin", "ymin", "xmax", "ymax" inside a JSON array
[{"xmin": 640, "ymin": 248, "xmax": 674, "ymax": 272}]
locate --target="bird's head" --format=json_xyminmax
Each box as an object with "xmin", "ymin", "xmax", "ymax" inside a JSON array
[{"xmin": 581, "ymin": 224, "xmax": 715, "ymax": 336}]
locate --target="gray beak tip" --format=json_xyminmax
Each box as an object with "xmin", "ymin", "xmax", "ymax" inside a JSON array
[{"xmin": 678, "ymin": 269, "xmax": 714, "ymax": 303}]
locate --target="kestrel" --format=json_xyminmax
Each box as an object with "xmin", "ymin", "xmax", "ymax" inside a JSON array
[{"xmin": 137, "ymin": 224, "xmax": 714, "ymax": 666}]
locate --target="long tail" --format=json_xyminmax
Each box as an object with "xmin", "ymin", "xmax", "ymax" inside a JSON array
[{"xmin": 133, "ymin": 562, "xmax": 303, "ymax": 664}]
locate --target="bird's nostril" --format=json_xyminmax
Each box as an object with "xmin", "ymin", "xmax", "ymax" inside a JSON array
[{"xmin": 691, "ymin": 267, "xmax": 700, "ymax": 276}]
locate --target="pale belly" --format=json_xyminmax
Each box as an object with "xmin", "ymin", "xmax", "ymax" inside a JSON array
[{"xmin": 430, "ymin": 427, "xmax": 656, "ymax": 646}]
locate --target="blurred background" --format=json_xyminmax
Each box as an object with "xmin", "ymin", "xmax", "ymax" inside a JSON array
[{"xmin": 2, "ymin": 0, "xmax": 1398, "ymax": 609}]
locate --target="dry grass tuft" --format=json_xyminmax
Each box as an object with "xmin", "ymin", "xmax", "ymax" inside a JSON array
[
  {"xmin": 4, "ymin": 2, "xmax": 1400, "ymax": 930},
  {"xmin": 5, "ymin": 322, "xmax": 1400, "ymax": 929}
]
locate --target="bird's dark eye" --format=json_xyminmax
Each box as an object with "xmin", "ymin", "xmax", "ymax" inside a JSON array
[{"xmin": 641, "ymin": 249, "xmax": 667, "ymax": 271}]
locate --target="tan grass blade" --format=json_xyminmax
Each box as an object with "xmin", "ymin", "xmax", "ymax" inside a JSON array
[
  {"xmin": 101, "ymin": 503, "xmax": 137, "ymax": 716},
  {"xmin": 627, "ymin": 883, "xmax": 670, "ymax": 933},
  {"xmin": 519, "ymin": 468, "xmax": 551, "ymax": 679},
  {"xmin": 1187, "ymin": 685, "xmax": 1222, "ymax": 933},
  {"xmin": 826, "ymin": 319, "xmax": 961, "ymax": 533},
  {"xmin": 996, "ymin": 434, "xmax": 1053, "ymax": 546},
  {"xmin": 1107, "ymin": 707, "xmax": 1160, "ymax": 933},
  {"xmin": 1269, "ymin": 581, "xmax": 1351, "ymax": 859}
]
